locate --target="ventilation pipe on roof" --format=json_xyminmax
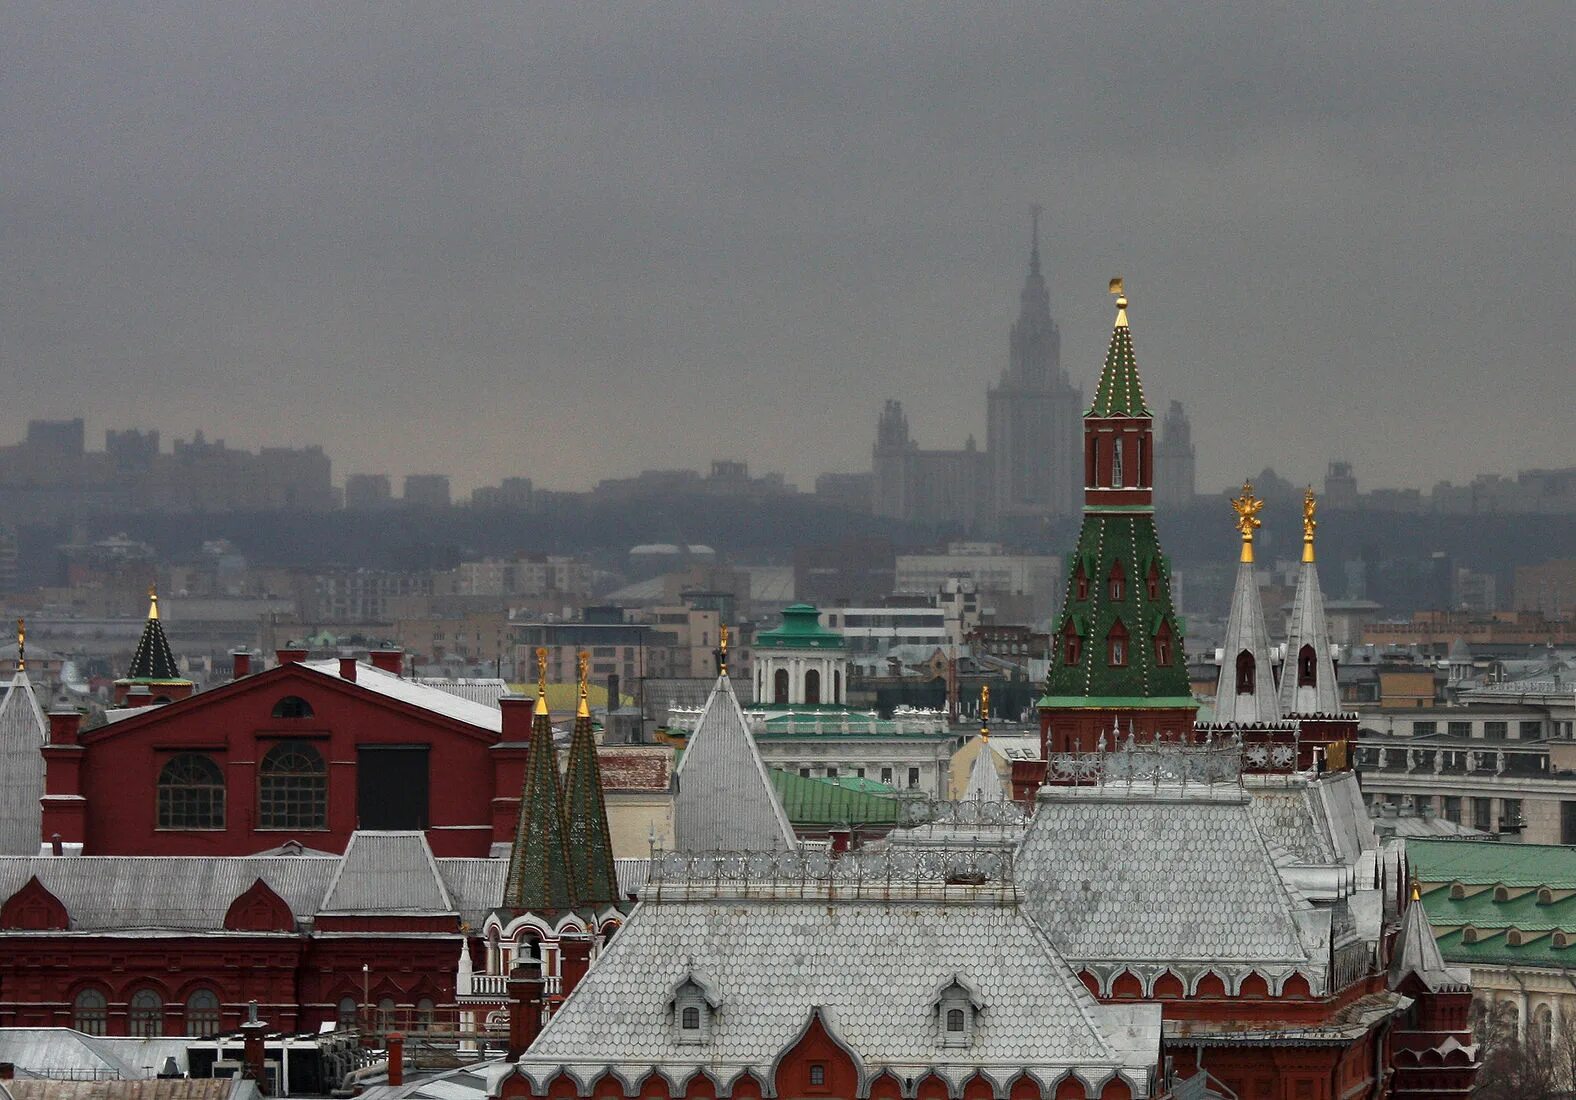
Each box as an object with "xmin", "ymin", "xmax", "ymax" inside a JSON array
[
  {"xmin": 339, "ymin": 653, "xmax": 358, "ymax": 683},
  {"xmin": 276, "ymin": 646, "xmax": 308, "ymax": 666},
  {"xmin": 231, "ymin": 649, "xmax": 253, "ymax": 680},
  {"xmin": 370, "ymin": 648, "xmax": 404, "ymax": 676}
]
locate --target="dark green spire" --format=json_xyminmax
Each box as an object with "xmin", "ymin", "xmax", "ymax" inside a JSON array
[
  {"xmin": 562, "ymin": 671, "xmax": 620, "ymax": 910},
  {"xmin": 126, "ymin": 586, "xmax": 181, "ymax": 681},
  {"xmin": 1085, "ymin": 289, "xmax": 1152, "ymax": 418},
  {"xmin": 501, "ymin": 691, "xmax": 577, "ymax": 915}
]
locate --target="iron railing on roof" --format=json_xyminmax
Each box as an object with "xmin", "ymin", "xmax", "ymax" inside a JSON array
[
  {"xmin": 646, "ymin": 845, "xmax": 1015, "ymax": 902},
  {"xmin": 1047, "ymin": 735, "xmax": 1246, "ymax": 788},
  {"xmin": 897, "ymin": 798, "xmax": 1029, "ymax": 828}
]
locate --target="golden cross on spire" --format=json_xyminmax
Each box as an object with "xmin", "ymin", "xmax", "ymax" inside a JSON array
[
  {"xmin": 534, "ymin": 647, "xmax": 549, "ymax": 716},
  {"xmin": 1230, "ymin": 481, "xmax": 1264, "ymax": 563},
  {"xmin": 718, "ymin": 623, "xmax": 729, "ymax": 676},
  {"xmin": 1301, "ymin": 487, "xmax": 1318, "ymax": 563},
  {"xmin": 15, "ymin": 618, "xmax": 24, "ymax": 673},
  {"xmin": 576, "ymin": 651, "xmax": 591, "ymax": 719},
  {"xmin": 147, "ymin": 582, "xmax": 160, "ymax": 621},
  {"xmin": 979, "ymin": 684, "xmax": 990, "ymax": 742}
]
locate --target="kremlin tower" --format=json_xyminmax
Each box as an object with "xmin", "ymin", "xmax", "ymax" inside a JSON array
[{"xmin": 1038, "ymin": 281, "xmax": 1196, "ymax": 757}]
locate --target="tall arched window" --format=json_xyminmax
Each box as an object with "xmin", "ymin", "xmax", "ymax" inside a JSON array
[
  {"xmin": 271, "ymin": 696, "xmax": 314, "ymax": 719},
  {"xmin": 337, "ymin": 996, "xmax": 359, "ymax": 1030},
  {"xmin": 1107, "ymin": 621, "xmax": 1129, "ymax": 668},
  {"xmin": 73, "ymin": 988, "xmax": 108, "ymax": 1036},
  {"xmin": 259, "ymin": 741, "xmax": 327, "ymax": 829},
  {"xmin": 1086, "ymin": 437, "xmax": 1098, "ymax": 488},
  {"xmin": 833, "ymin": 670, "xmax": 841, "ymax": 705},
  {"xmin": 185, "ymin": 989, "xmax": 221, "ymax": 1037},
  {"xmin": 1108, "ymin": 561, "xmax": 1126, "ymax": 602},
  {"xmin": 1235, "ymin": 651, "xmax": 1256, "ymax": 695},
  {"xmin": 1075, "ymin": 563, "xmax": 1089, "ymax": 601},
  {"xmin": 128, "ymin": 989, "xmax": 164, "ymax": 1037},
  {"xmin": 1112, "ymin": 438, "xmax": 1124, "ymax": 488},
  {"xmin": 773, "ymin": 669, "xmax": 790, "ymax": 705},
  {"xmin": 1154, "ymin": 622, "xmax": 1174, "ymax": 667},
  {"xmin": 157, "ymin": 753, "xmax": 226, "ymax": 830},
  {"xmin": 416, "ymin": 998, "xmax": 435, "ymax": 1029},
  {"xmin": 1063, "ymin": 623, "xmax": 1082, "ymax": 667},
  {"xmin": 1297, "ymin": 644, "xmax": 1317, "ymax": 687},
  {"xmin": 804, "ymin": 669, "xmax": 821, "ymax": 705},
  {"xmin": 1146, "ymin": 560, "xmax": 1162, "ymax": 600},
  {"xmin": 376, "ymin": 997, "xmax": 397, "ymax": 1031}
]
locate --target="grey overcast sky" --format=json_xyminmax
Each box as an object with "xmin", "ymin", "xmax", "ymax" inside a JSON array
[{"xmin": 3, "ymin": 3, "xmax": 1572, "ymax": 495}]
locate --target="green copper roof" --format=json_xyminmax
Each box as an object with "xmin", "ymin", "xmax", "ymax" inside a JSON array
[
  {"xmin": 1086, "ymin": 317, "xmax": 1152, "ymax": 418},
  {"xmin": 755, "ymin": 604, "xmax": 845, "ymax": 650},
  {"xmin": 562, "ymin": 709, "xmax": 621, "ymax": 910},
  {"xmin": 758, "ymin": 710, "xmax": 952, "ymax": 739},
  {"xmin": 1043, "ymin": 511, "xmax": 1192, "ymax": 707},
  {"xmin": 1409, "ymin": 838, "xmax": 1576, "ymax": 889},
  {"xmin": 502, "ymin": 705, "xmax": 577, "ymax": 914},
  {"xmin": 1409, "ymin": 839, "xmax": 1576, "ymax": 971},
  {"xmin": 767, "ymin": 768, "xmax": 900, "ymax": 828}
]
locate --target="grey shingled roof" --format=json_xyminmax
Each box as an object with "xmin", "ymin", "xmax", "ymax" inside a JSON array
[
  {"xmin": 519, "ymin": 894, "xmax": 1153, "ymax": 1092},
  {"xmin": 435, "ymin": 858, "xmax": 509, "ymax": 929},
  {"xmin": 961, "ymin": 737, "xmax": 1006, "ymax": 802},
  {"xmin": 672, "ymin": 675, "xmax": 795, "ymax": 851},
  {"xmin": 1016, "ymin": 785, "xmax": 1311, "ymax": 966},
  {"xmin": 319, "ymin": 831, "xmax": 454, "ymax": 914},
  {"xmin": 1279, "ymin": 560, "xmax": 1343, "ymax": 715},
  {"xmin": 0, "ymin": 672, "xmax": 48, "ymax": 854},
  {"xmin": 1212, "ymin": 560, "xmax": 1281, "ymax": 725},
  {"xmin": 1389, "ymin": 894, "xmax": 1468, "ymax": 992}
]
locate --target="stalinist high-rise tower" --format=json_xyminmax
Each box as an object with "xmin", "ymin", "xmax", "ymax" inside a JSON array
[{"xmin": 987, "ymin": 207, "xmax": 1084, "ymax": 528}]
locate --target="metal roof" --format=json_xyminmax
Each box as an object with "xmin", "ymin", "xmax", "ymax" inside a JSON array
[
  {"xmin": 0, "ymin": 671, "xmax": 47, "ymax": 854},
  {"xmin": 319, "ymin": 831, "xmax": 453, "ymax": 914},
  {"xmin": 672, "ymin": 675, "xmax": 795, "ymax": 851}
]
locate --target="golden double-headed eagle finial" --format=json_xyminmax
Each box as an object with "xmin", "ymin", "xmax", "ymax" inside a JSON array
[
  {"xmin": 718, "ymin": 624, "xmax": 729, "ymax": 676},
  {"xmin": 534, "ymin": 647, "xmax": 549, "ymax": 715},
  {"xmin": 1302, "ymin": 487, "xmax": 1318, "ymax": 563},
  {"xmin": 1231, "ymin": 481, "xmax": 1264, "ymax": 563},
  {"xmin": 979, "ymin": 684, "xmax": 991, "ymax": 741},
  {"xmin": 576, "ymin": 651, "xmax": 590, "ymax": 718},
  {"xmin": 15, "ymin": 618, "xmax": 24, "ymax": 672}
]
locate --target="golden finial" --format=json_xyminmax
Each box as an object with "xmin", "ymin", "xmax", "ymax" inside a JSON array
[
  {"xmin": 576, "ymin": 651, "xmax": 590, "ymax": 719},
  {"xmin": 1301, "ymin": 486, "xmax": 1318, "ymax": 564},
  {"xmin": 15, "ymin": 618, "xmax": 24, "ymax": 673},
  {"xmin": 718, "ymin": 624, "xmax": 729, "ymax": 677},
  {"xmin": 979, "ymin": 684, "xmax": 990, "ymax": 742},
  {"xmin": 147, "ymin": 582, "xmax": 160, "ymax": 621},
  {"xmin": 1410, "ymin": 878, "xmax": 1421, "ymax": 903},
  {"xmin": 1108, "ymin": 277, "xmax": 1128, "ymax": 328},
  {"xmin": 534, "ymin": 647, "xmax": 549, "ymax": 716},
  {"xmin": 1230, "ymin": 481, "xmax": 1264, "ymax": 563}
]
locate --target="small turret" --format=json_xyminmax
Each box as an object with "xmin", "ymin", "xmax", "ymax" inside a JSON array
[
  {"xmin": 1214, "ymin": 483, "xmax": 1281, "ymax": 725},
  {"xmin": 114, "ymin": 584, "xmax": 193, "ymax": 707}
]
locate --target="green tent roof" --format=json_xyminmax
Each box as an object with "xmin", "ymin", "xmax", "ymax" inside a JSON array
[
  {"xmin": 1086, "ymin": 312, "xmax": 1152, "ymax": 418},
  {"xmin": 755, "ymin": 604, "xmax": 845, "ymax": 650}
]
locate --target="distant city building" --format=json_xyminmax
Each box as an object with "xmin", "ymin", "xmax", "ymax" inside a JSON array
[
  {"xmin": 343, "ymin": 473, "xmax": 393, "ymax": 509},
  {"xmin": 1514, "ymin": 558, "xmax": 1576, "ymax": 619},
  {"xmin": 470, "ymin": 476, "xmax": 534, "ymax": 509},
  {"xmin": 894, "ymin": 542, "xmax": 1063, "ymax": 624},
  {"xmin": 402, "ymin": 473, "xmax": 451, "ymax": 508},
  {"xmin": 811, "ymin": 470, "xmax": 873, "ymax": 513},
  {"xmin": 1155, "ymin": 399, "xmax": 1197, "ymax": 508}
]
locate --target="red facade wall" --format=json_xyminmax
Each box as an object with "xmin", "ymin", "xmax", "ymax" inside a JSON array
[{"xmin": 72, "ymin": 664, "xmax": 506, "ymax": 857}]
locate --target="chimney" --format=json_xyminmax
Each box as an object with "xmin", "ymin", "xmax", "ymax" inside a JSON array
[
  {"xmin": 50, "ymin": 834, "xmax": 62, "ymax": 856},
  {"xmin": 48, "ymin": 709, "xmax": 82, "ymax": 746},
  {"xmin": 506, "ymin": 952, "xmax": 546, "ymax": 1059},
  {"xmin": 276, "ymin": 646, "xmax": 308, "ymax": 666},
  {"xmin": 231, "ymin": 649, "xmax": 253, "ymax": 680},
  {"xmin": 560, "ymin": 935, "xmax": 592, "ymax": 999},
  {"xmin": 241, "ymin": 1001, "xmax": 269, "ymax": 1095},
  {"xmin": 339, "ymin": 654, "xmax": 359, "ymax": 683},
  {"xmin": 385, "ymin": 1032, "xmax": 404, "ymax": 1087},
  {"xmin": 500, "ymin": 694, "xmax": 533, "ymax": 743},
  {"xmin": 370, "ymin": 648, "xmax": 404, "ymax": 676}
]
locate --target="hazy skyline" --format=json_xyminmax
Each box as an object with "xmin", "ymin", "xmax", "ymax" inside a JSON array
[{"xmin": 4, "ymin": 4, "xmax": 1572, "ymax": 495}]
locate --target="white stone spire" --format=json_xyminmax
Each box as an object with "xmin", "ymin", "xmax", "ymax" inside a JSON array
[
  {"xmin": 0, "ymin": 666, "xmax": 48, "ymax": 855},
  {"xmin": 962, "ymin": 737, "xmax": 1005, "ymax": 802},
  {"xmin": 1280, "ymin": 490, "xmax": 1342, "ymax": 715},
  {"xmin": 674, "ymin": 674, "xmax": 796, "ymax": 851},
  {"xmin": 1214, "ymin": 557, "xmax": 1282, "ymax": 725}
]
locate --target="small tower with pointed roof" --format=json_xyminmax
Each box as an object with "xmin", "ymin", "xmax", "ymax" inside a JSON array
[
  {"xmin": 1213, "ymin": 482, "xmax": 1282, "ymax": 725},
  {"xmin": 499, "ymin": 649, "xmax": 577, "ymax": 916},
  {"xmin": 1388, "ymin": 883, "xmax": 1481, "ymax": 1091},
  {"xmin": 962, "ymin": 685, "xmax": 1005, "ymax": 802},
  {"xmin": 0, "ymin": 618, "xmax": 48, "ymax": 854},
  {"xmin": 114, "ymin": 585, "xmax": 194, "ymax": 707},
  {"xmin": 561, "ymin": 651, "xmax": 622, "ymax": 911},
  {"xmin": 1280, "ymin": 489, "xmax": 1342, "ymax": 716},
  {"xmin": 1039, "ymin": 282, "xmax": 1195, "ymax": 758}
]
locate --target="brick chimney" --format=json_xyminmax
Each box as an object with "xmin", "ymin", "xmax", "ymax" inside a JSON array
[
  {"xmin": 560, "ymin": 935, "xmax": 592, "ymax": 999},
  {"xmin": 42, "ymin": 709, "xmax": 86, "ymax": 849},
  {"xmin": 385, "ymin": 1032, "xmax": 404, "ymax": 1087},
  {"xmin": 506, "ymin": 952, "xmax": 546, "ymax": 1059},
  {"xmin": 241, "ymin": 1001, "xmax": 270, "ymax": 1095},
  {"xmin": 276, "ymin": 646, "xmax": 308, "ymax": 666},
  {"xmin": 500, "ymin": 695, "xmax": 533, "ymax": 744},
  {"xmin": 339, "ymin": 654, "xmax": 358, "ymax": 683},
  {"xmin": 231, "ymin": 649, "xmax": 253, "ymax": 680},
  {"xmin": 370, "ymin": 648, "xmax": 404, "ymax": 676},
  {"xmin": 48, "ymin": 709, "xmax": 82, "ymax": 746}
]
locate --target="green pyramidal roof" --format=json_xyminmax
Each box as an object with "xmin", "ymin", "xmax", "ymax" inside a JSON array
[
  {"xmin": 562, "ymin": 707, "xmax": 621, "ymax": 910},
  {"xmin": 755, "ymin": 604, "xmax": 845, "ymax": 650},
  {"xmin": 124, "ymin": 608, "xmax": 182, "ymax": 682},
  {"xmin": 1086, "ymin": 315, "xmax": 1152, "ymax": 418},
  {"xmin": 502, "ymin": 703, "xmax": 577, "ymax": 914}
]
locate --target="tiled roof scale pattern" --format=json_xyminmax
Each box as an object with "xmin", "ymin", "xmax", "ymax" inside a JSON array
[
  {"xmin": 501, "ymin": 699, "xmax": 577, "ymax": 914},
  {"xmin": 563, "ymin": 706, "xmax": 621, "ymax": 909},
  {"xmin": 673, "ymin": 674, "xmax": 796, "ymax": 851},
  {"xmin": 0, "ymin": 670, "xmax": 47, "ymax": 854}
]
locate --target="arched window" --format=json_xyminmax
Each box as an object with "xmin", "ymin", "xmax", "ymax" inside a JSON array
[
  {"xmin": 271, "ymin": 696, "xmax": 314, "ymax": 719},
  {"xmin": 804, "ymin": 669, "xmax": 821, "ymax": 705},
  {"xmin": 416, "ymin": 998, "xmax": 435, "ymax": 1029},
  {"xmin": 157, "ymin": 753, "xmax": 226, "ymax": 830},
  {"xmin": 1235, "ymin": 651, "xmax": 1256, "ymax": 695},
  {"xmin": 1063, "ymin": 624, "xmax": 1082, "ymax": 667},
  {"xmin": 1536, "ymin": 1002, "xmax": 1555, "ymax": 1046},
  {"xmin": 376, "ymin": 997, "xmax": 397, "ymax": 1031},
  {"xmin": 1075, "ymin": 564, "xmax": 1089, "ymax": 601},
  {"xmin": 1108, "ymin": 561, "xmax": 1125, "ymax": 601},
  {"xmin": 1086, "ymin": 437, "xmax": 1098, "ymax": 488},
  {"xmin": 832, "ymin": 670, "xmax": 842, "ymax": 704},
  {"xmin": 129, "ymin": 989, "xmax": 164, "ymax": 1037},
  {"xmin": 259, "ymin": 741, "xmax": 327, "ymax": 829},
  {"xmin": 1107, "ymin": 621, "xmax": 1129, "ymax": 668},
  {"xmin": 1112, "ymin": 438, "xmax": 1124, "ymax": 488},
  {"xmin": 1146, "ymin": 560, "xmax": 1162, "ymax": 601},
  {"xmin": 946, "ymin": 1008, "xmax": 965, "ymax": 1033},
  {"xmin": 773, "ymin": 669, "xmax": 790, "ymax": 705},
  {"xmin": 682, "ymin": 1006, "xmax": 700, "ymax": 1030},
  {"xmin": 1154, "ymin": 623, "xmax": 1174, "ymax": 667},
  {"xmin": 337, "ymin": 996, "xmax": 359, "ymax": 1030},
  {"xmin": 1297, "ymin": 644, "xmax": 1317, "ymax": 688},
  {"xmin": 185, "ymin": 989, "xmax": 221, "ymax": 1037},
  {"xmin": 73, "ymin": 988, "xmax": 108, "ymax": 1036}
]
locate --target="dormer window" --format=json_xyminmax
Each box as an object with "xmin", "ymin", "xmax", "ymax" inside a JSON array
[
  {"xmin": 1107, "ymin": 620, "xmax": 1129, "ymax": 668},
  {"xmin": 1109, "ymin": 561, "xmax": 1125, "ymax": 602},
  {"xmin": 1075, "ymin": 563, "xmax": 1089, "ymax": 601},
  {"xmin": 934, "ymin": 978, "xmax": 981, "ymax": 1048},
  {"xmin": 1154, "ymin": 621, "xmax": 1174, "ymax": 668},
  {"xmin": 1146, "ymin": 560, "xmax": 1162, "ymax": 600},
  {"xmin": 668, "ymin": 973, "xmax": 719, "ymax": 1046}
]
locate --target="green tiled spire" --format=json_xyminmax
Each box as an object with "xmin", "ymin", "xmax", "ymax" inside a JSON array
[
  {"xmin": 1085, "ymin": 290, "xmax": 1152, "ymax": 418},
  {"xmin": 562, "ymin": 660, "xmax": 620, "ymax": 910},
  {"xmin": 126, "ymin": 586, "xmax": 181, "ymax": 681},
  {"xmin": 502, "ymin": 673, "xmax": 577, "ymax": 915}
]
